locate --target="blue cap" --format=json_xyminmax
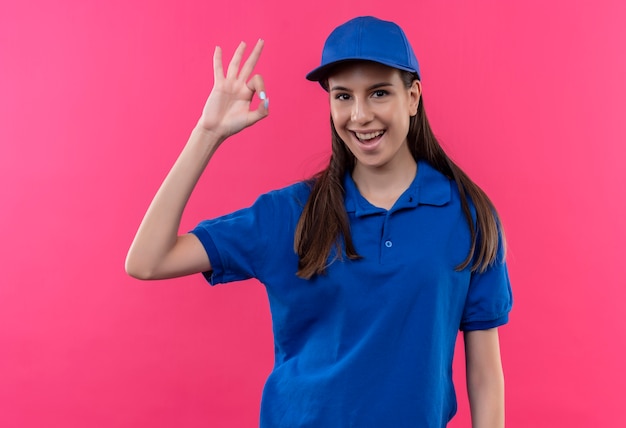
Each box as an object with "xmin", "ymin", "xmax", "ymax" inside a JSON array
[{"xmin": 306, "ymin": 16, "xmax": 421, "ymax": 83}]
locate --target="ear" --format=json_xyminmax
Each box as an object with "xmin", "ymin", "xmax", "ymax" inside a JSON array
[{"xmin": 408, "ymin": 80, "xmax": 422, "ymax": 117}]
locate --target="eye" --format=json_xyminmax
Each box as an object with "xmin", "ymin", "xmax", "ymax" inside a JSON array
[
  {"xmin": 372, "ymin": 90, "xmax": 388, "ymax": 98},
  {"xmin": 334, "ymin": 93, "xmax": 351, "ymax": 101}
]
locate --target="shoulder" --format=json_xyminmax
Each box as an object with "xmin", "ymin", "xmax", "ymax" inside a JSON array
[
  {"xmin": 262, "ymin": 180, "xmax": 312, "ymax": 206},
  {"xmin": 248, "ymin": 180, "xmax": 313, "ymax": 221}
]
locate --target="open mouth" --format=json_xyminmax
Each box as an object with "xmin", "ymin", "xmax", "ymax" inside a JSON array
[{"xmin": 354, "ymin": 130, "xmax": 385, "ymax": 143}]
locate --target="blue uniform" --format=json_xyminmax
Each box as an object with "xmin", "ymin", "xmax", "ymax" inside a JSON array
[{"xmin": 191, "ymin": 160, "xmax": 512, "ymax": 427}]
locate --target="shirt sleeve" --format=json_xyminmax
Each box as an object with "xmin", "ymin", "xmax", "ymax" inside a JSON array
[
  {"xmin": 189, "ymin": 192, "xmax": 277, "ymax": 286},
  {"xmin": 460, "ymin": 235, "xmax": 513, "ymax": 331}
]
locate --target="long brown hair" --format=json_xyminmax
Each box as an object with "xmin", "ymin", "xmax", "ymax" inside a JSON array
[{"xmin": 294, "ymin": 71, "xmax": 504, "ymax": 279}]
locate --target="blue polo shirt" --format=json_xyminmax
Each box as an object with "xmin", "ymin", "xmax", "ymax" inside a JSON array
[{"xmin": 191, "ymin": 160, "xmax": 512, "ymax": 427}]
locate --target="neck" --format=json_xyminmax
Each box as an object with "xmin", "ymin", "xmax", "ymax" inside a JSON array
[{"xmin": 352, "ymin": 154, "xmax": 417, "ymax": 210}]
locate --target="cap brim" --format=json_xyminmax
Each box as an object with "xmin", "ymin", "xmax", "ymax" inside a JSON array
[{"xmin": 306, "ymin": 58, "xmax": 419, "ymax": 83}]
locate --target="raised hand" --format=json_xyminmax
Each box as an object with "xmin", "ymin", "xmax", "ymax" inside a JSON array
[
  {"xmin": 198, "ymin": 39, "xmax": 269, "ymax": 140},
  {"xmin": 126, "ymin": 40, "xmax": 270, "ymax": 281}
]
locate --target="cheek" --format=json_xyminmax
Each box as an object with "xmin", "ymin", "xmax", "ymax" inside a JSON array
[
  {"xmin": 391, "ymin": 113, "xmax": 411, "ymax": 138},
  {"xmin": 330, "ymin": 104, "xmax": 346, "ymax": 123}
]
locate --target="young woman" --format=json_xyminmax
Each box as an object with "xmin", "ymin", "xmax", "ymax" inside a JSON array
[{"xmin": 126, "ymin": 16, "xmax": 512, "ymax": 428}]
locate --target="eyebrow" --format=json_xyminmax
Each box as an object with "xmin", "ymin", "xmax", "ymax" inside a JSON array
[{"xmin": 329, "ymin": 82, "xmax": 393, "ymax": 92}]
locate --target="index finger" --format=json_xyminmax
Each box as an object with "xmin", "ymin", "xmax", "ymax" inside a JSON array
[{"xmin": 238, "ymin": 39, "xmax": 264, "ymax": 81}]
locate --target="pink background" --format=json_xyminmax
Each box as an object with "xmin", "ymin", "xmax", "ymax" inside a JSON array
[{"xmin": 1, "ymin": 0, "xmax": 625, "ymax": 427}]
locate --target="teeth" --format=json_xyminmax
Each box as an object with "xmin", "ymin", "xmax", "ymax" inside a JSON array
[{"xmin": 355, "ymin": 131, "xmax": 384, "ymax": 140}]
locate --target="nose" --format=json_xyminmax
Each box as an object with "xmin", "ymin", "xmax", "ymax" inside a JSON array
[{"xmin": 351, "ymin": 97, "xmax": 373, "ymax": 124}]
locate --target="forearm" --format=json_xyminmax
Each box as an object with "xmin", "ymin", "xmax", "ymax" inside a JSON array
[
  {"xmin": 467, "ymin": 363, "xmax": 505, "ymax": 428},
  {"xmin": 125, "ymin": 124, "xmax": 222, "ymax": 278},
  {"xmin": 464, "ymin": 328, "xmax": 505, "ymax": 428}
]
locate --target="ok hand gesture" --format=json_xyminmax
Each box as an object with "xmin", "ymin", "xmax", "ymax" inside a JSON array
[
  {"xmin": 126, "ymin": 40, "xmax": 270, "ymax": 281},
  {"xmin": 198, "ymin": 39, "xmax": 269, "ymax": 141}
]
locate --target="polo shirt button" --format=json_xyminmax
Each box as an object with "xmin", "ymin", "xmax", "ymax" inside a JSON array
[{"xmin": 385, "ymin": 240, "xmax": 393, "ymax": 248}]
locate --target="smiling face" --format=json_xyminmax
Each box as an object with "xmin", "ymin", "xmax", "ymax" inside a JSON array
[{"xmin": 327, "ymin": 62, "xmax": 421, "ymax": 175}]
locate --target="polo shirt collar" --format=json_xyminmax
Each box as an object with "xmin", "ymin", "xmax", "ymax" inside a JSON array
[{"xmin": 344, "ymin": 160, "xmax": 451, "ymax": 217}]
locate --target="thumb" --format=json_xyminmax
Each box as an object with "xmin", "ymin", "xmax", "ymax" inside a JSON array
[{"xmin": 246, "ymin": 74, "xmax": 269, "ymax": 125}]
